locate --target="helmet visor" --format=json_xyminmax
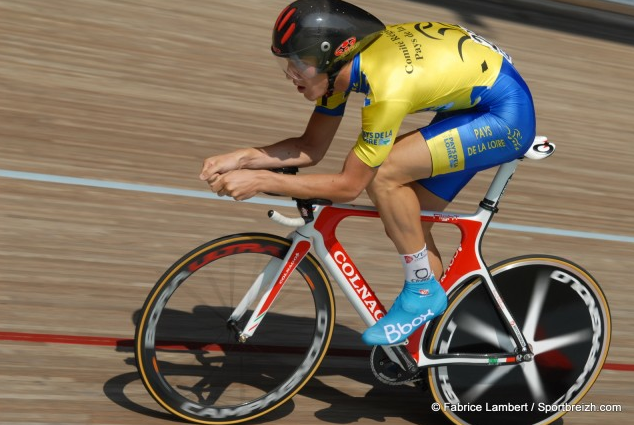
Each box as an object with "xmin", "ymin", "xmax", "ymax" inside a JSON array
[{"xmin": 275, "ymin": 56, "xmax": 320, "ymax": 81}]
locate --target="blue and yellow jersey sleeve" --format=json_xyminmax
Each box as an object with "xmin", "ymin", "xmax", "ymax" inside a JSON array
[{"xmin": 354, "ymin": 100, "xmax": 411, "ymax": 167}]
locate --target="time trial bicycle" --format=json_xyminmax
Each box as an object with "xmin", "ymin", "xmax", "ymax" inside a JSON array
[{"xmin": 134, "ymin": 136, "xmax": 611, "ymax": 425}]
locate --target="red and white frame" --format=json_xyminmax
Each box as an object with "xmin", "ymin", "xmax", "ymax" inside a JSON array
[{"xmin": 236, "ymin": 137, "xmax": 553, "ymax": 367}]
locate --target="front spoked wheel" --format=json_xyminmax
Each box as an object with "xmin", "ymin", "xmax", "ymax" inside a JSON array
[
  {"xmin": 427, "ymin": 255, "xmax": 611, "ymax": 425},
  {"xmin": 134, "ymin": 233, "xmax": 335, "ymax": 424}
]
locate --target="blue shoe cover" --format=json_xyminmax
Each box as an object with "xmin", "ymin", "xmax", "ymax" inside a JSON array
[{"xmin": 362, "ymin": 278, "xmax": 447, "ymax": 346}]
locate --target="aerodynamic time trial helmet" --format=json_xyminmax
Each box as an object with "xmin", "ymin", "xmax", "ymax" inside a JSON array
[{"xmin": 271, "ymin": 0, "xmax": 385, "ymax": 80}]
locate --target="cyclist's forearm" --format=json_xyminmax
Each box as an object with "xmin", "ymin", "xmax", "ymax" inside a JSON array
[
  {"xmin": 242, "ymin": 111, "xmax": 339, "ymax": 170},
  {"xmin": 258, "ymin": 172, "xmax": 360, "ymax": 203},
  {"xmin": 201, "ymin": 139, "xmax": 319, "ymax": 183},
  {"xmin": 257, "ymin": 152, "xmax": 374, "ymax": 202},
  {"xmin": 244, "ymin": 137, "xmax": 324, "ymax": 169}
]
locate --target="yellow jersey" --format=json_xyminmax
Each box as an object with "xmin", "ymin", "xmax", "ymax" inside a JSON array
[{"xmin": 315, "ymin": 22, "xmax": 511, "ymax": 167}]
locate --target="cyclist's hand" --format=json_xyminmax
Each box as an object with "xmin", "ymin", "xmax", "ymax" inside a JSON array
[
  {"xmin": 199, "ymin": 153, "xmax": 241, "ymax": 182},
  {"xmin": 208, "ymin": 169, "xmax": 262, "ymax": 201}
]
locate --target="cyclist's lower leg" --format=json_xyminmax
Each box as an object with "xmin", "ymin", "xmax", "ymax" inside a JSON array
[
  {"xmin": 362, "ymin": 246, "xmax": 447, "ymax": 346},
  {"xmin": 364, "ymin": 141, "xmax": 447, "ymax": 345},
  {"xmin": 414, "ymin": 183, "xmax": 449, "ymax": 278}
]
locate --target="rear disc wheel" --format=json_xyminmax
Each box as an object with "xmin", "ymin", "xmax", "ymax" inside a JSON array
[{"xmin": 427, "ymin": 255, "xmax": 611, "ymax": 424}]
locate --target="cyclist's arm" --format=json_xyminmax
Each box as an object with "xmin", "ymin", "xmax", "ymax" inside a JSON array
[
  {"xmin": 199, "ymin": 111, "xmax": 341, "ymax": 181},
  {"xmin": 252, "ymin": 100, "xmax": 411, "ymax": 202},
  {"xmin": 254, "ymin": 110, "xmax": 343, "ymax": 168},
  {"xmin": 257, "ymin": 149, "xmax": 375, "ymax": 202},
  {"xmin": 211, "ymin": 148, "xmax": 375, "ymax": 203}
]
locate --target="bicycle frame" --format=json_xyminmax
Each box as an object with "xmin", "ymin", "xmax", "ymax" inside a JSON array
[{"xmin": 230, "ymin": 138, "xmax": 555, "ymax": 370}]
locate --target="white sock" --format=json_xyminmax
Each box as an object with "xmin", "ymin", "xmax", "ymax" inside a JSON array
[{"xmin": 401, "ymin": 245, "xmax": 434, "ymax": 282}]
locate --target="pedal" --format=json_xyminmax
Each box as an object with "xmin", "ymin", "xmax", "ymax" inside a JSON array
[{"xmin": 370, "ymin": 345, "xmax": 420, "ymax": 385}]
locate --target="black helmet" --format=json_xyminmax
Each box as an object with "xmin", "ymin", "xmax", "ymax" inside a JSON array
[{"xmin": 271, "ymin": 0, "xmax": 385, "ymax": 76}]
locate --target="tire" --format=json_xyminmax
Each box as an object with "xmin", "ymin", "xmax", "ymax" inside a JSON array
[
  {"xmin": 134, "ymin": 233, "xmax": 336, "ymax": 424},
  {"xmin": 426, "ymin": 255, "xmax": 611, "ymax": 425}
]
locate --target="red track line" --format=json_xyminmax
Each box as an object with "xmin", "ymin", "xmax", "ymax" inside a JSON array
[
  {"xmin": 1, "ymin": 331, "xmax": 632, "ymax": 372},
  {"xmin": 0, "ymin": 331, "xmax": 129, "ymax": 347}
]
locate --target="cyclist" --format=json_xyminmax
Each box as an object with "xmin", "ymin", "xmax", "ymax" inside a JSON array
[{"xmin": 199, "ymin": 0, "xmax": 536, "ymax": 346}]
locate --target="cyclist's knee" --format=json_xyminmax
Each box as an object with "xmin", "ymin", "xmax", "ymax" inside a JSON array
[
  {"xmin": 367, "ymin": 164, "xmax": 401, "ymax": 198},
  {"xmin": 366, "ymin": 174, "xmax": 387, "ymax": 203}
]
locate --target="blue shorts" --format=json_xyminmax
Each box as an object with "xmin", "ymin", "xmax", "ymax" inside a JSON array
[{"xmin": 418, "ymin": 60, "xmax": 536, "ymax": 201}]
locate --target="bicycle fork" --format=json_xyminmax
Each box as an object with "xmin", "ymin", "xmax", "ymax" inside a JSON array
[{"xmin": 227, "ymin": 233, "xmax": 312, "ymax": 342}]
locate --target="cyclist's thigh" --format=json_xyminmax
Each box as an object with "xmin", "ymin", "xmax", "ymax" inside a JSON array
[
  {"xmin": 412, "ymin": 184, "xmax": 449, "ymax": 236},
  {"xmin": 417, "ymin": 110, "xmax": 492, "ymax": 202},
  {"xmin": 419, "ymin": 109, "xmax": 534, "ymax": 201},
  {"xmin": 373, "ymin": 128, "xmax": 434, "ymax": 184}
]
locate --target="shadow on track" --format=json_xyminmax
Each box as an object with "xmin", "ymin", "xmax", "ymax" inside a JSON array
[{"xmin": 103, "ymin": 308, "xmax": 448, "ymax": 425}]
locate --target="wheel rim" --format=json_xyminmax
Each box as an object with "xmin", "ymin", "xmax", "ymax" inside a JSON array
[{"xmin": 135, "ymin": 235, "xmax": 334, "ymax": 424}]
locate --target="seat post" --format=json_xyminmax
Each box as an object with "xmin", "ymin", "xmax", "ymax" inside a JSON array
[{"xmin": 480, "ymin": 160, "xmax": 519, "ymax": 212}]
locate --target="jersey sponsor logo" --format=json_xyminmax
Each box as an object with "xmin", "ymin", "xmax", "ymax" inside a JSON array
[
  {"xmin": 413, "ymin": 22, "xmax": 512, "ymax": 64},
  {"xmin": 468, "ymin": 125, "xmax": 520, "ymax": 157},
  {"xmin": 467, "ymin": 139, "xmax": 507, "ymax": 157},
  {"xmin": 474, "ymin": 125, "xmax": 493, "ymax": 139},
  {"xmin": 429, "ymin": 129, "xmax": 465, "ymax": 175},
  {"xmin": 444, "ymin": 135, "xmax": 460, "ymax": 169},
  {"xmin": 507, "ymin": 128, "xmax": 523, "ymax": 151},
  {"xmin": 362, "ymin": 130, "xmax": 393, "ymax": 146},
  {"xmin": 385, "ymin": 26, "xmax": 424, "ymax": 74}
]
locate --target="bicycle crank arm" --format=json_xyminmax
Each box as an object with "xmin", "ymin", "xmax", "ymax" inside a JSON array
[{"xmin": 382, "ymin": 345, "xmax": 419, "ymax": 377}]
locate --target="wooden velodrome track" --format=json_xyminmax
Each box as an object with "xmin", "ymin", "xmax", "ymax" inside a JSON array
[{"xmin": 1, "ymin": 0, "xmax": 633, "ymax": 424}]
